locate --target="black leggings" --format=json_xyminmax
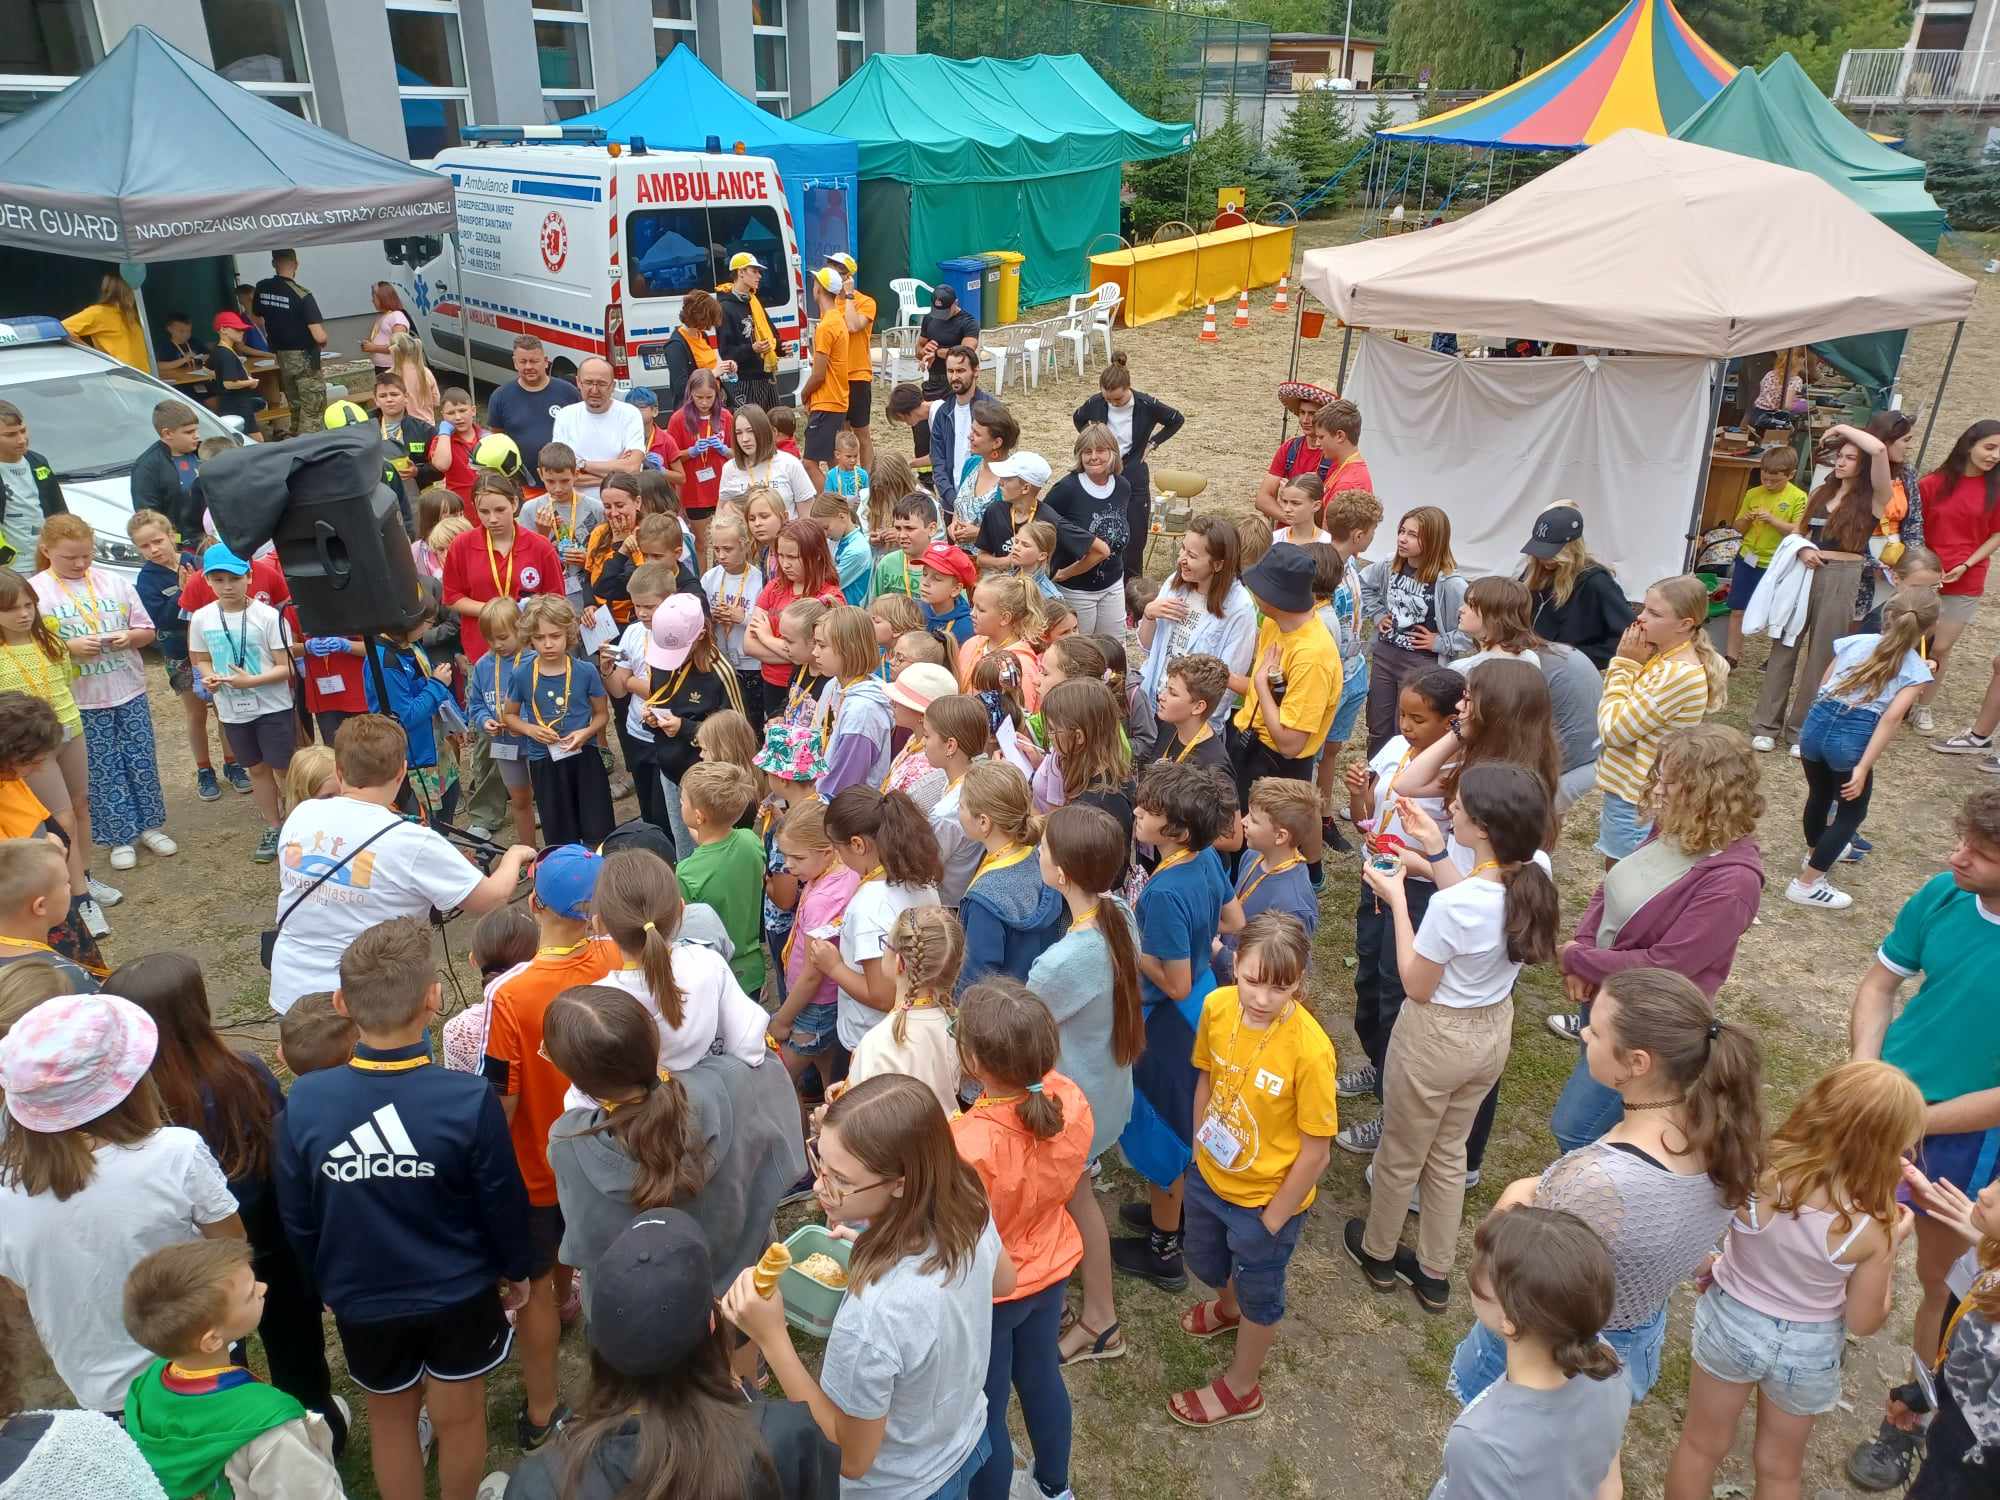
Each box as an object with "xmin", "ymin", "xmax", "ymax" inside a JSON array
[
  {"xmin": 1800, "ymin": 753, "xmax": 1875, "ymax": 874},
  {"xmin": 238, "ymin": 1189, "xmax": 346, "ymax": 1456}
]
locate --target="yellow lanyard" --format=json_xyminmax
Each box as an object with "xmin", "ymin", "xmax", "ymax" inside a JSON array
[
  {"xmin": 971, "ymin": 1088, "xmax": 1024, "ymax": 1110},
  {"xmin": 349, "ymin": 1052, "xmax": 430, "ymax": 1073},
  {"xmin": 485, "ymin": 529, "xmax": 517, "ymax": 598},
  {"xmin": 528, "ymin": 655, "xmax": 574, "ymax": 730},
  {"xmin": 859, "ymin": 863, "xmax": 886, "ymax": 886},
  {"xmin": 1237, "ymin": 853, "xmax": 1303, "ymax": 904},
  {"xmin": 1154, "ymin": 848, "xmax": 1197, "ymax": 878},
  {"xmin": 970, "ymin": 842, "xmax": 1033, "ymax": 888},
  {"xmin": 51, "ymin": 572, "xmax": 106, "ymax": 633},
  {"xmin": 820, "ymin": 674, "xmax": 865, "ymax": 734},
  {"xmin": 902, "ymin": 555, "xmax": 914, "ymax": 596},
  {"xmin": 0, "ymin": 933, "xmax": 54, "ymax": 955},
  {"xmin": 538, "ymin": 939, "xmax": 589, "ymax": 958},
  {"xmin": 1206, "ymin": 1001, "xmax": 1296, "ymax": 1126},
  {"xmin": 644, "ymin": 659, "xmax": 694, "ymax": 709},
  {"xmin": 718, "ymin": 567, "xmax": 752, "ymax": 610},
  {"xmin": 1465, "ymin": 858, "xmax": 1502, "ymax": 879},
  {"xmin": 1070, "ymin": 902, "xmax": 1101, "ymax": 931},
  {"xmin": 489, "ymin": 650, "xmax": 523, "ymax": 718},
  {"xmin": 4, "ymin": 644, "xmax": 62, "ymax": 704},
  {"xmin": 880, "ymin": 740, "xmax": 921, "ymax": 791},
  {"xmin": 1940, "ymin": 1272, "xmax": 2000, "ymax": 1370},
  {"xmin": 1173, "ymin": 726, "xmax": 1212, "ymax": 763}
]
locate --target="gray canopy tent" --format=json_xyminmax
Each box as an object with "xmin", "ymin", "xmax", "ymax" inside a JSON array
[{"xmin": 0, "ymin": 26, "xmax": 456, "ymax": 370}]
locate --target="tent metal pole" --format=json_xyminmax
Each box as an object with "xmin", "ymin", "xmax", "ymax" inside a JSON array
[
  {"xmin": 1915, "ymin": 319, "xmax": 1965, "ymax": 472},
  {"xmin": 1336, "ymin": 323, "xmax": 1355, "ymax": 391},
  {"xmin": 121, "ymin": 263, "xmax": 159, "ymax": 378},
  {"xmin": 1684, "ymin": 359, "xmax": 1728, "ymax": 570},
  {"xmin": 1484, "ymin": 150, "xmax": 1495, "ymax": 205},
  {"xmin": 1417, "ymin": 143, "xmax": 1431, "ymax": 220},
  {"xmin": 1280, "ymin": 287, "xmax": 1306, "ymax": 444}
]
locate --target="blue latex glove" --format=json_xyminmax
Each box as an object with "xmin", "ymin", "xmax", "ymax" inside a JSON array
[
  {"xmin": 643, "ymin": 452, "xmax": 664, "ymax": 471},
  {"xmin": 305, "ymin": 636, "xmax": 348, "ymax": 658},
  {"xmin": 436, "ymin": 419, "xmax": 455, "ymax": 438}
]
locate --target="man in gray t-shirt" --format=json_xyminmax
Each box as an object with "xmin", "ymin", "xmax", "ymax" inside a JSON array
[{"xmin": 1431, "ymin": 1366, "xmax": 1630, "ymax": 1498}]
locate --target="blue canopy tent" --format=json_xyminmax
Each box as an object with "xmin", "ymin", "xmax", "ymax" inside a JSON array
[{"xmin": 568, "ymin": 44, "xmax": 858, "ymax": 271}]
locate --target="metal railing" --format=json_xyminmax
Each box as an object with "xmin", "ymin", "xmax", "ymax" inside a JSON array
[{"xmin": 1833, "ymin": 48, "xmax": 1998, "ymax": 104}]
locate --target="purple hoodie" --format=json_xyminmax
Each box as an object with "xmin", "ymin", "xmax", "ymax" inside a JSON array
[{"xmin": 1563, "ymin": 835, "xmax": 1764, "ymax": 1000}]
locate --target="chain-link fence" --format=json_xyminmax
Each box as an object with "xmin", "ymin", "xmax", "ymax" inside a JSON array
[{"xmin": 921, "ymin": 0, "xmax": 1272, "ymax": 143}]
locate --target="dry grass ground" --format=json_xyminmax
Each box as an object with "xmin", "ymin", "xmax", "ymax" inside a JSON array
[{"xmin": 17, "ymin": 216, "xmax": 1997, "ymax": 1498}]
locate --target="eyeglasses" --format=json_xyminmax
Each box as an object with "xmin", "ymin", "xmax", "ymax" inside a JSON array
[{"xmin": 805, "ymin": 1135, "xmax": 888, "ymax": 1204}]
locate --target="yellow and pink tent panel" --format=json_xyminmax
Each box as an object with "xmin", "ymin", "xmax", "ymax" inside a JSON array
[{"xmin": 1380, "ymin": 0, "xmax": 1735, "ymax": 151}]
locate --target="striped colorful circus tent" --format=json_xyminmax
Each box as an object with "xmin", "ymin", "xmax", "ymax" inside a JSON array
[{"xmin": 1380, "ymin": 0, "xmax": 1736, "ymax": 151}]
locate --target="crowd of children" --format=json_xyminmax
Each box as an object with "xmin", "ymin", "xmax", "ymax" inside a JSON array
[{"xmin": 1, "ymin": 385, "xmax": 1999, "ymax": 1500}]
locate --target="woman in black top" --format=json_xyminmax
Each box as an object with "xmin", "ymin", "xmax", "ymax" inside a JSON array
[
  {"xmin": 112, "ymin": 951, "xmax": 347, "ymax": 1457},
  {"xmin": 1073, "ymin": 353, "xmax": 1184, "ymax": 577},
  {"xmin": 1040, "ymin": 425, "xmax": 1131, "ymax": 636},
  {"xmin": 1516, "ymin": 504, "xmax": 1636, "ymax": 670}
]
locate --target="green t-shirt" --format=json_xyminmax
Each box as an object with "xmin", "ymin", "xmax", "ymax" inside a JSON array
[
  {"xmin": 676, "ymin": 826, "xmax": 768, "ymax": 993},
  {"xmin": 1732, "ymin": 480, "xmax": 1808, "ymax": 568},
  {"xmin": 873, "ymin": 548, "xmax": 918, "ymax": 599},
  {"xmin": 1879, "ymin": 872, "xmax": 2000, "ymax": 1102}
]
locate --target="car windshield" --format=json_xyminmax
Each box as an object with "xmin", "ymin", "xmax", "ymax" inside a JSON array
[{"xmin": 0, "ymin": 364, "xmax": 233, "ymax": 479}]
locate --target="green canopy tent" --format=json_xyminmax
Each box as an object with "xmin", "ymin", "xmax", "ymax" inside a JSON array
[
  {"xmin": 794, "ymin": 53, "xmax": 1191, "ymax": 310},
  {"xmin": 1674, "ymin": 55, "xmax": 1945, "ymax": 403}
]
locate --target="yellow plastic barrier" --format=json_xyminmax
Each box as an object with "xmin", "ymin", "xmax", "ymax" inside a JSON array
[{"xmin": 1087, "ymin": 222, "xmax": 1296, "ymax": 329}]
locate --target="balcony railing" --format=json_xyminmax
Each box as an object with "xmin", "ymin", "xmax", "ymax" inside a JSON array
[{"xmin": 1834, "ymin": 48, "xmax": 1998, "ymax": 104}]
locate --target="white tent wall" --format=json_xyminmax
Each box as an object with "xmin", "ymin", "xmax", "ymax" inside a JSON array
[{"xmin": 1343, "ymin": 334, "xmax": 1712, "ymax": 592}]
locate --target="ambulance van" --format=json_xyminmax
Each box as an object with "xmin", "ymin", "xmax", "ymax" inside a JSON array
[{"xmin": 389, "ymin": 126, "xmax": 807, "ymax": 401}]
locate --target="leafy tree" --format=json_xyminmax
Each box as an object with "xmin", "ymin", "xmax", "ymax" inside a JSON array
[{"xmin": 1758, "ymin": 0, "xmax": 1909, "ymax": 92}]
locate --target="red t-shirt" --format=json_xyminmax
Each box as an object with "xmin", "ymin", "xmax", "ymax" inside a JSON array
[
  {"xmin": 437, "ymin": 424, "xmax": 483, "ymax": 504},
  {"xmin": 179, "ymin": 552, "xmax": 290, "ymax": 613},
  {"xmin": 1920, "ymin": 469, "xmax": 2000, "ymax": 597},
  {"xmin": 667, "ymin": 405, "xmax": 728, "ymax": 515},
  {"xmin": 440, "ymin": 524, "xmax": 565, "ymax": 660},
  {"xmin": 281, "ymin": 604, "xmax": 369, "ymax": 714},
  {"xmin": 1322, "ymin": 451, "xmax": 1374, "ymax": 500},
  {"xmin": 753, "ymin": 577, "xmax": 841, "ymax": 687},
  {"xmin": 647, "ymin": 425, "xmax": 681, "ymax": 471},
  {"xmin": 776, "ymin": 437, "xmax": 802, "ymax": 458},
  {"xmin": 1266, "ymin": 435, "xmax": 1323, "ymax": 481}
]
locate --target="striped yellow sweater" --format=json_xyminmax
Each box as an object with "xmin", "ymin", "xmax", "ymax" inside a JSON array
[{"xmin": 1595, "ymin": 647, "xmax": 1710, "ymax": 803}]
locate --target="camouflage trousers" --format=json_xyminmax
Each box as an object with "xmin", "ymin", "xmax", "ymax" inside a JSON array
[{"xmin": 275, "ymin": 349, "xmax": 326, "ymax": 435}]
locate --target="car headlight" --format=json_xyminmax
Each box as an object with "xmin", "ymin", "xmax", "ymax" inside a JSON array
[{"xmin": 94, "ymin": 536, "xmax": 141, "ymax": 567}]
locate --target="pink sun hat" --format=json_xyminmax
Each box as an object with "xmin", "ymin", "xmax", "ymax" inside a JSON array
[{"xmin": 0, "ymin": 994, "xmax": 159, "ymax": 1134}]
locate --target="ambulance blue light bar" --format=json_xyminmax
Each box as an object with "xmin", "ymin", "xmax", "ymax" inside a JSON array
[
  {"xmin": 460, "ymin": 125, "xmax": 609, "ymax": 146},
  {"xmin": 0, "ymin": 316, "xmax": 71, "ymax": 347}
]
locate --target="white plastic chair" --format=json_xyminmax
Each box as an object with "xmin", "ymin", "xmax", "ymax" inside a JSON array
[
  {"xmin": 1053, "ymin": 309, "xmax": 1091, "ymax": 377},
  {"xmin": 977, "ymin": 326, "xmax": 1015, "ymax": 392},
  {"xmin": 1016, "ymin": 318, "xmax": 1050, "ymax": 390},
  {"xmin": 1082, "ymin": 282, "xmax": 1120, "ymax": 362},
  {"xmin": 889, "ymin": 277, "xmax": 932, "ymax": 329}
]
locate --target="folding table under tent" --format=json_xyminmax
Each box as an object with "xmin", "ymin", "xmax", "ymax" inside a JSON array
[
  {"xmin": 794, "ymin": 53, "xmax": 1191, "ymax": 311},
  {"xmin": 567, "ymin": 43, "xmax": 860, "ymax": 274},
  {"xmin": 1295, "ymin": 132, "xmax": 1975, "ymax": 588}
]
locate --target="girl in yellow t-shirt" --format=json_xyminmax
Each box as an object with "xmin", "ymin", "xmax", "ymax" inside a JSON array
[
  {"xmin": 61, "ymin": 276, "xmax": 147, "ymax": 370},
  {"xmin": 0, "ymin": 567, "xmax": 86, "ymax": 901}
]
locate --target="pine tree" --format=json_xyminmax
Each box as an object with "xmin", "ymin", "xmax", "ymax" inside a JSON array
[
  {"xmin": 1271, "ymin": 86, "xmax": 1354, "ymax": 208},
  {"xmin": 1363, "ymin": 96, "xmax": 1397, "ymax": 139}
]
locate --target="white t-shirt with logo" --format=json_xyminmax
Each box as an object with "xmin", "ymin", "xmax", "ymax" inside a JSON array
[
  {"xmin": 837, "ymin": 879, "xmax": 940, "ymax": 1048},
  {"xmin": 187, "ymin": 599, "xmax": 294, "ymax": 723},
  {"xmin": 552, "ymin": 400, "xmax": 646, "ymax": 487},
  {"xmin": 267, "ymin": 796, "xmax": 483, "ymax": 1012},
  {"xmin": 0, "ymin": 1126, "xmax": 237, "ymax": 1411}
]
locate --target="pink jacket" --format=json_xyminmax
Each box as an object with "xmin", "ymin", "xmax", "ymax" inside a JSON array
[{"xmin": 1563, "ymin": 836, "xmax": 1764, "ymax": 1000}]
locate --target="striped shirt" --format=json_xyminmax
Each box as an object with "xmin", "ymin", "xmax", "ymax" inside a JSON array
[{"xmin": 1594, "ymin": 646, "xmax": 1709, "ymax": 803}]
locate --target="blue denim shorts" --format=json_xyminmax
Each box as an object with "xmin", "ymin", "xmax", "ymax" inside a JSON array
[
  {"xmin": 1799, "ymin": 697, "xmax": 1883, "ymax": 773},
  {"xmin": 1727, "ymin": 558, "xmax": 1768, "ymax": 611},
  {"xmin": 1449, "ymin": 1303, "xmax": 1665, "ymax": 1406},
  {"xmin": 786, "ymin": 1002, "xmax": 840, "ymax": 1057},
  {"xmin": 1596, "ymin": 791, "xmax": 1654, "ymax": 861},
  {"xmin": 1915, "ymin": 1128, "xmax": 2000, "ymax": 1205},
  {"xmin": 1691, "ymin": 1285, "xmax": 1846, "ymax": 1416},
  {"xmin": 1181, "ymin": 1170, "xmax": 1306, "ymax": 1326}
]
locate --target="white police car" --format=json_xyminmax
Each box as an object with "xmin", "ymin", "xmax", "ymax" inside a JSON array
[{"xmin": 0, "ymin": 315, "xmax": 248, "ymax": 579}]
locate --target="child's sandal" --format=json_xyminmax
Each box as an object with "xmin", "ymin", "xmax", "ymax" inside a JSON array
[
  {"xmin": 1167, "ymin": 1378, "xmax": 1264, "ymax": 1428},
  {"xmin": 1059, "ymin": 1319, "xmax": 1126, "ymax": 1365},
  {"xmin": 1179, "ymin": 1299, "xmax": 1242, "ymax": 1340}
]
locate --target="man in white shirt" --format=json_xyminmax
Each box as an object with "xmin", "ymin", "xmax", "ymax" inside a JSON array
[
  {"xmin": 266, "ymin": 715, "xmax": 534, "ymax": 1013},
  {"xmin": 551, "ymin": 356, "xmax": 646, "ymax": 495}
]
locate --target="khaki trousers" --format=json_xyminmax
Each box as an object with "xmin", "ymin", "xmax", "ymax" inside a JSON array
[
  {"xmin": 1363, "ymin": 997, "xmax": 1513, "ymax": 1274},
  {"xmin": 1750, "ymin": 557, "xmax": 1863, "ymax": 742}
]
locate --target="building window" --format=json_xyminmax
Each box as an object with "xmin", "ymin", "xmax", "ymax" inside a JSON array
[
  {"xmin": 653, "ymin": 0, "xmax": 696, "ymax": 61},
  {"xmin": 201, "ymin": 0, "xmax": 315, "ymax": 118},
  {"xmin": 752, "ymin": 0, "xmax": 788, "ymax": 115},
  {"xmin": 388, "ymin": 1, "xmax": 473, "ymax": 160},
  {"xmin": 533, "ymin": 4, "xmax": 593, "ymax": 121},
  {"xmin": 836, "ymin": 0, "xmax": 864, "ymax": 83},
  {"xmin": 0, "ymin": 0, "xmax": 99, "ymax": 120}
]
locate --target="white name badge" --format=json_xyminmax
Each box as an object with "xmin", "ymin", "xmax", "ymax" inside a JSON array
[
  {"xmin": 315, "ymin": 674, "xmax": 345, "ymax": 694},
  {"xmin": 694, "ymin": 466, "xmax": 717, "ymax": 483},
  {"xmin": 549, "ymin": 741, "xmax": 582, "ymax": 761},
  {"xmin": 1196, "ymin": 1114, "xmax": 1244, "ymax": 1170},
  {"xmin": 488, "ymin": 741, "xmax": 519, "ymax": 761}
]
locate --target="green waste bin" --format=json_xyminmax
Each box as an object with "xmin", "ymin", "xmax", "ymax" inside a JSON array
[
  {"xmin": 985, "ymin": 250, "xmax": 1024, "ymax": 324},
  {"xmin": 974, "ymin": 253, "xmax": 1005, "ymax": 328}
]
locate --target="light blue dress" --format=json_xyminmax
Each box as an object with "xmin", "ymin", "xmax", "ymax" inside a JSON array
[{"xmin": 1026, "ymin": 901, "xmax": 1138, "ymax": 1162}]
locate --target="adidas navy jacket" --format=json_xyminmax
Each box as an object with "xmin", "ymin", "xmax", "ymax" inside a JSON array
[{"xmin": 275, "ymin": 1040, "xmax": 532, "ymax": 1322}]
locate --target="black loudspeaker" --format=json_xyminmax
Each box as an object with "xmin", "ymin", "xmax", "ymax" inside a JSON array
[{"xmin": 199, "ymin": 427, "xmax": 424, "ymax": 640}]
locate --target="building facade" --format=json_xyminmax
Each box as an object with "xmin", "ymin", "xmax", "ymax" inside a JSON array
[{"xmin": 2, "ymin": 0, "xmax": 914, "ymax": 311}]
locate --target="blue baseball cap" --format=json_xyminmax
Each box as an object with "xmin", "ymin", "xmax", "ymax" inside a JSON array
[
  {"xmin": 201, "ymin": 543, "xmax": 251, "ymax": 576},
  {"xmin": 625, "ymin": 385, "xmax": 659, "ymax": 409},
  {"xmin": 534, "ymin": 843, "xmax": 602, "ymax": 919}
]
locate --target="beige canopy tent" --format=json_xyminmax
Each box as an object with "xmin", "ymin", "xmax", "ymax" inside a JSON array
[{"xmin": 1298, "ymin": 131, "xmax": 1973, "ymax": 357}]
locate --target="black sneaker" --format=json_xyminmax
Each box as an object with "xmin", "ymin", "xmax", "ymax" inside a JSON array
[
  {"xmin": 1110, "ymin": 1231, "xmax": 1187, "ymax": 1291},
  {"xmin": 1393, "ymin": 1247, "xmax": 1450, "ymax": 1313},
  {"xmin": 1342, "ymin": 1217, "xmax": 1397, "ymax": 1292},
  {"xmin": 1321, "ymin": 816, "xmax": 1352, "ymax": 854},
  {"xmin": 515, "ymin": 1403, "xmax": 570, "ymax": 1452},
  {"xmin": 1117, "ymin": 1199, "xmax": 1154, "ymax": 1233}
]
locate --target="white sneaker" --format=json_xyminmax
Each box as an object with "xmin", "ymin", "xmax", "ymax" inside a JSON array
[
  {"xmin": 1913, "ymin": 705, "xmax": 1937, "ymax": 734},
  {"xmin": 86, "ymin": 873, "xmax": 123, "ymax": 905},
  {"xmin": 1935, "ymin": 730, "xmax": 1996, "ymax": 755},
  {"xmin": 476, "ymin": 1475, "xmax": 510, "ymax": 1500},
  {"xmin": 467, "ymin": 825, "xmax": 493, "ymax": 842},
  {"xmin": 1786, "ymin": 876, "xmax": 1853, "ymax": 910},
  {"xmin": 138, "ymin": 829, "xmax": 177, "ymax": 857},
  {"xmin": 107, "ymin": 844, "xmax": 137, "ymax": 871},
  {"xmin": 77, "ymin": 896, "xmax": 110, "ymax": 937},
  {"xmin": 417, "ymin": 1405, "xmax": 433, "ymax": 1460},
  {"xmin": 1789, "ymin": 743, "xmax": 1802, "ymax": 759},
  {"xmin": 1750, "ymin": 735, "xmax": 1776, "ymax": 752}
]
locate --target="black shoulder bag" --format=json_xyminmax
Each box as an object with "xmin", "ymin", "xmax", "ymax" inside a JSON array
[{"xmin": 259, "ymin": 817, "xmax": 404, "ymax": 970}]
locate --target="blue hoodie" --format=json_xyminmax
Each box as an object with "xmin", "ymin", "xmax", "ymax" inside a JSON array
[
  {"xmin": 923, "ymin": 594, "xmax": 974, "ymax": 645},
  {"xmin": 364, "ymin": 638, "xmax": 457, "ymax": 769},
  {"xmin": 959, "ymin": 852, "xmax": 1067, "ymax": 990}
]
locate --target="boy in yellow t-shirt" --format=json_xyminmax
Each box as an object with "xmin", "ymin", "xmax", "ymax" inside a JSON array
[
  {"xmin": 1726, "ymin": 445, "xmax": 1809, "ymax": 662},
  {"xmin": 1228, "ymin": 543, "xmax": 1342, "ymax": 803},
  {"xmin": 1171, "ymin": 911, "xmax": 1337, "ymax": 1431}
]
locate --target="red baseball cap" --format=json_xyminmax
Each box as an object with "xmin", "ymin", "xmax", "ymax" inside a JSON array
[
  {"xmin": 213, "ymin": 311, "xmax": 253, "ymax": 332},
  {"xmin": 917, "ymin": 542, "xmax": 976, "ymax": 591}
]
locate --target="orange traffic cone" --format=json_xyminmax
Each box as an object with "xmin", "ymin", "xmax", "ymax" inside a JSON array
[
  {"xmin": 1199, "ymin": 302, "xmax": 1219, "ymax": 342},
  {"xmin": 1272, "ymin": 276, "xmax": 1290, "ymax": 313},
  {"xmin": 1232, "ymin": 289, "xmax": 1251, "ymax": 329}
]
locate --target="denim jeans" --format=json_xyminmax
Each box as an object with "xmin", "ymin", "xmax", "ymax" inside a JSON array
[
  {"xmin": 659, "ymin": 770, "xmax": 695, "ymax": 860},
  {"xmin": 1450, "ymin": 1302, "xmax": 1667, "ymax": 1407},
  {"xmin": 1798, "ymin": 698, "xmax": 1882, "ymax": 872},
  {"xmin": 971, "ymin": 1282, "xmax": 1070, "ymax": 1500},
  {"xmin": 927, "ymin": 1431, "xmax": 996, "ymax": 1500},
  {"xmin": 1551, "ymin": 1048, "xmax": 1626, "ymax": 1154},
  {"xmin": 1353, "ymin": 879, "xmax": 1437, "ymax": 1101}
]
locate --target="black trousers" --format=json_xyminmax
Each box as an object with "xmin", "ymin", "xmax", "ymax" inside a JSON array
[
  {"xmin": 608, "ymin": 696, "xmax": 664, "ymax": 829},
  {"xmin": 1228, "ymin": 722, "xmax": 1313, "ymax": 811},
  {"xmin": 239, "ymin": 1188, "xmax": 347, "ymax": 1455},
  {"xmin": 1801, "ymin": 753, "xmax": 1876, "ymax": 875},
  {"xmin": 527, "ymin": 746, "xmax": 615, "ymax": 849},
  {"xmin": 1122, "ymin": 458, "xmax": 1153, "ymax": 578}
]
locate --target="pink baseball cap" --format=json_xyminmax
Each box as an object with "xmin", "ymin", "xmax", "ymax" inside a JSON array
[
  {"xmin": 646, "ymin": 594, "xmax": 707, "ymax": 670},
  {"xmin": 0, "ymin": 994, "xmax": 158, "ymax": 1134}
]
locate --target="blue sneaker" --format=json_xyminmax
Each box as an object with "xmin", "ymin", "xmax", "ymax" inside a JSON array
[
  {"xmin": 196, "ymin": 767, "xmax": 221, "ymax": 801},
  {"xmin": 224, "ymin": 762, "xmax": 253, "ymax": 795},
  {"xmin": 1848, "ymin": 834, "xmax": 1873, "ymax": 853}
]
